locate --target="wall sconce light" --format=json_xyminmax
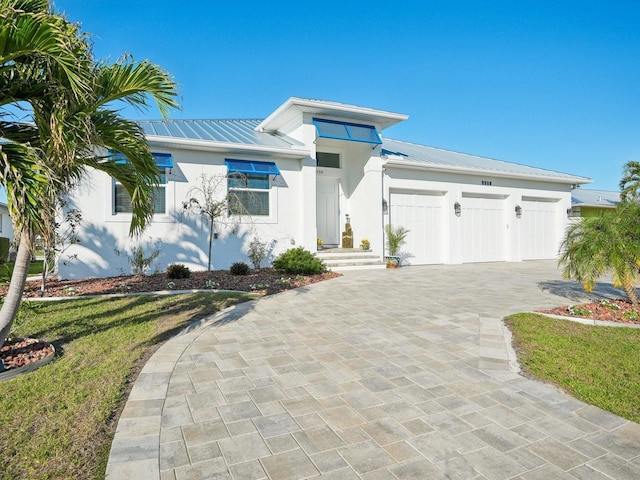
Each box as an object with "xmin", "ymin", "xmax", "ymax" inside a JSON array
[
  {"xmin": 454, "ymin": 202, "xmax": 461, "ymax": 217},
  {"xmin": 515, "ymin": 205, "xmax": 522, "ymax": 218},
  {"xmin": 566, "ymin": 207, "xmax": 574, "ymax": 218},
  {"xmin": 382, "ymin": 198, "xmax": 388, "ymax": 215}
]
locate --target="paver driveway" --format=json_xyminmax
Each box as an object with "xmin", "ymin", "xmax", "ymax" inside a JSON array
[{"xmin": 106, "ymin": 260, "xmax": 640, "ymax": 479}]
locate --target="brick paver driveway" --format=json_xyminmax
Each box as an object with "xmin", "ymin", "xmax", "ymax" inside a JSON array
[{"xmin": 107, "ymin": 260, "xmax": 640, "ymax": 479}]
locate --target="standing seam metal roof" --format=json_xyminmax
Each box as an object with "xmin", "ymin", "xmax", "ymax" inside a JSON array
[
  {"xmin": 137, "ymin": 118, "xmax": 589, "ymax": 183},
  {"xmin": 137, "ymin": 119, "xmax": 303, "ymax": 148}
]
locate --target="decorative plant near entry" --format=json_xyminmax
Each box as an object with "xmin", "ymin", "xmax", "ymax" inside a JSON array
[
  {"xmin": 317, "ymin": 238, "xmax": 324, "ymax": 249},
  {"xmin": 360, "ymin": 238, "xmax": 370, "ymax": 250},
  {"xmin": 385, "ymin": 225, "xmax": 410, "ymax": 257}
]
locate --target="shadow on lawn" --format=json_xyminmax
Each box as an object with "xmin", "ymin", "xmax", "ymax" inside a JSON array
[
  {"xmin": 23, "ymin": 293, "xmax": 257, "ymax": 353},
  {"xmin": 538, "ymin": 279, "xmax": 624, "ymax": 303}
]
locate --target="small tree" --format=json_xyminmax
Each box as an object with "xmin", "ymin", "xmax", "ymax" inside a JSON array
[
  {"xmin": 247, "ymin": 236, "xmax": 270, "ymax": 270},
  {"xmin": 559, "ymin": 202, "xmax": 640, "ymax": 305},
  {"xmin": 40, "ymin": 202, "xmax": 82, "ymax": 293},
  {"xmin": 182, "ymin": 174, "xmax": 234, "ymax": 273}
]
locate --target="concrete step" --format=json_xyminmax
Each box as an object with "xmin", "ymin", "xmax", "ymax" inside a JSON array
[
  {"xmin": 316, "ymin": 248, "xmax": 385, "ymax": 271},
  {"xmin": 330, "ymin": 263, "xmax": 387, "ymax": 272}
]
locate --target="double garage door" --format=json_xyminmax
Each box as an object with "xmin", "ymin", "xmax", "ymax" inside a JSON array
[{"xmin": 390, "ymin": 191, "xmax": 560, "ymax": 265}]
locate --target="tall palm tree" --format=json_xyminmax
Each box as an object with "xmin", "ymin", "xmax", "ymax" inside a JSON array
[
  {"xmin": 0, "ymin": 0, "xmax": 179, "ymax": 347},
  {"xmin": 620, "ymin": 160, "xmax": 640, "ymax": 203},
  {"xmin": 559, "ymin": 202, "xmax": 640, "ymax": 305}
]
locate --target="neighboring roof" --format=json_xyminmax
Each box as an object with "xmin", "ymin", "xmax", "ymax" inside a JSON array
[
  {"xmin": 571, "ymin": 188, "xmax": 620, "ymax": 208},
  {"xmin": 257, "ymin": 97, "xmax": 408, "ymax": 133},
  {"xmin": 382, "ymin": 138, "xmax": 591, "ymax": 185}
]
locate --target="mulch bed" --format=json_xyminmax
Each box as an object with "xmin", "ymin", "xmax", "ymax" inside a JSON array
[
  {"xmin": 537, "ymin": 298, "xmax": 640, "ymax": 325},
  {"xmin": 0, "ymin": 268, "xmax": 341, "ymax": 372}
]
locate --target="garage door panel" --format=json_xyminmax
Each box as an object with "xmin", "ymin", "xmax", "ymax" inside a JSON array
[
  {"xmin": 520, "ymin": 199, "xmax": 559, "ymax": 260},
  {"xmin": 390, "ymin": 192, "xmax": 445, "ymax": 265},
  {"xmin": 461, "ymin": 195, "xmax": 506, "ymax": 263}
]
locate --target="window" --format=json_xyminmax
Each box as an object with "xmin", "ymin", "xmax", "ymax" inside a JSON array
[
  {"xmin": 112, "ymin": 152, "xmax": 172, "ymax": 215},
  {"xmin": 227, "ymin": 173, "xmax": 270, "ymax": 216},
  {"xmin": 312, "ymin": 118, "xmax": 382, "ymax": 144},
  {"xmin": 225, "ymin": 159, "xmax": 279, "ymax": 217},
  {"xmin": 317, "ymin": 152, "xmax": 340, "ymax": 168}
]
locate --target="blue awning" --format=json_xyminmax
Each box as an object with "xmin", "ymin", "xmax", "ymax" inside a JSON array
[
  {"xmin": 225, "ymin": 159, "xmax": 281, "ymax": 176},
  {"xmin": 110, "ymin": 151, "xmax": 173, "ymax": 169},
  {"xmin": 313, "ymin": 118, "xmax": 382, "ymax": 145}
]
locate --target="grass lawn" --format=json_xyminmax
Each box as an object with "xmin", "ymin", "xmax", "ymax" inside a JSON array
[
  {"xmin": 0, "ymin": 292, "xmax": 255, "ymax": 480},
  {"xmin": 0, "ymin": 259, "xmax": 44, "ymax": 282},
  {"xmin": 506, "ymin": 313, "xmax": 640, "ymax": 423}
]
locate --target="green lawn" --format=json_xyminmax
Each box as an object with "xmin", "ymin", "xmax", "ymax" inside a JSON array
[
  {"xmin": 0, "ymin": 259, "xmax": 44, "ymax": 282},
  {"xmin": 0, "ymin": 292, "xmax": 255, "ymax": 480},
  {"xmin": 506, "ymin": 313, "xmax": 640, "ymax": 423}
]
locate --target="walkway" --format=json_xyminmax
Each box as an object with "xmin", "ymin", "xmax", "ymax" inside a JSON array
[{"xmin": 106, "ymin": 260, "xmax": 640, "ymax": 479}]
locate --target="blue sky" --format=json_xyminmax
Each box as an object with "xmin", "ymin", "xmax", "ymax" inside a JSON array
[{"xmin": 53, "ymin": 0, "xmax": 640, "ymax": 191}]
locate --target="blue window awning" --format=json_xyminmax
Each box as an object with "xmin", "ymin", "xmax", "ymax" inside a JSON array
[
  {"xmin": 225, "ymin": 159, "xmax": 281, "ymax": 176},
  {"xmin": 313, "ymin": 118, "xmax": 382, "ymax": 145},
  {"xmin": 110, "ymin": 151, "xmax": 173, "ymax": 169}
]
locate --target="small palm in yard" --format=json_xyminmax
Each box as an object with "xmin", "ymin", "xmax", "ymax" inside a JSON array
[{"xmin": 559, "ymin": 202, "xmax": 640, "ymax": 305}]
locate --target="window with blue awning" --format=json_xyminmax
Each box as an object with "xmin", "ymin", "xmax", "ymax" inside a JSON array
[
  {"xmin": 313, "ymin": 118, "xmax": 382, "ymax": 145},
  {"xmin": 110, "ymin": 151, "xmax": 174, "ymax": 169},
  {"xmin": 225, "ymin": 159, "xmax": 281, "ymax": 176}
]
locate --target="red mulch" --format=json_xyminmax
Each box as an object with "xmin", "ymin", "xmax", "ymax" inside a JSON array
[
  {"xmin": 537, "ymin": 298, "xmax": 640, "ymax": 325},
  {"xmin": 0, "ymin": 268, "xmax": 341, "ymax": 372}
]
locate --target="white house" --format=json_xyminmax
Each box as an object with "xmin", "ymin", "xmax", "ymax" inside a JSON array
[{"xmin": 59, "ymin": 97, "xmax": 591, "ymax": 279}]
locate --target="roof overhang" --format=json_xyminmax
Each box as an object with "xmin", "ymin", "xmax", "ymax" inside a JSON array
[
  {"xmin": 383, "ymin": 157, "xmax": 593, "ymax": 186},
  {"xmin": 146, "ymin": 136, "xmax": 310, "ymax": 160},
  {"xmin": 257, "ymin": 97, "xmax": 408, "ymax": 133}
]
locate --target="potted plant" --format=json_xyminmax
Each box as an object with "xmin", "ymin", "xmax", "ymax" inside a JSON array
[
  {"xmin": 385, "ymin": 224, "xmax": 409, "ymax": 268},
  {"xmin": 360, "ymin": 238, "xmax": 370, "ymax": 251},
  {"xmin": 317, "ymin": 237, "xmax": 324, "ymax": 250}
]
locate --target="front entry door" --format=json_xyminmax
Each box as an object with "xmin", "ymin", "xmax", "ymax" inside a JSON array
[{"xmin": 316, "ymin": 177, "xmax": 340, "ymax": 246}]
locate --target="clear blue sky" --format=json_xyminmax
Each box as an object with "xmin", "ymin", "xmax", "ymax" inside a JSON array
[{"xmin": 53, "ymin": 0, "xmax": 640, "ymax": 191}]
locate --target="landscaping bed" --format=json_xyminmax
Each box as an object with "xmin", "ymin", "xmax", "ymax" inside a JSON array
[
  {"xmin": 1, "ymin": 268, "xmax": 340, "ymax": 298},
  {"xmin": 537, "ymin": 298, "xmax": 640, "ymax": 324}
]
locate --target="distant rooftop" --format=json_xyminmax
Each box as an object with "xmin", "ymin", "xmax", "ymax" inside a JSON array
[{"xmin": 571, "ymin": 188, "xmax": 620, "ymax": 208}]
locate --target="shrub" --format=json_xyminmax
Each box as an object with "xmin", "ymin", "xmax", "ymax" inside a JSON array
[
  {"xmin": 167, "ymin": 263, "xmax": 190, "ymax": 279},
  {"xmin": 0, "ymin": 237, "xmax": 10, "ymax": 263},
  {"xmin": 247, "ymin": 237, "xmax": 269, "ymax": 270},
  {"xmin": 230, "ymin": 261, "xmax": 250, "ymax": 276},
  {"xmin": 273, "ymin": 247, "xmax": 326, "ymax": 275}
]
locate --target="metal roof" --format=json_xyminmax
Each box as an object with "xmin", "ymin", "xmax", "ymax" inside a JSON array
[
  {"xmin": 137, "ymin": 119, "xmax": 303, "ymax": 149},
  {"xmin": 381, "ymin": 138, "xmax": 590, "ymax": 184},
  {"xmin": 571, "ymin": 188, "xmax": 620, "ymax": 207},
  {"xmin": 136, "ymin": 117, "xmax": 590, "ymax": 184}
]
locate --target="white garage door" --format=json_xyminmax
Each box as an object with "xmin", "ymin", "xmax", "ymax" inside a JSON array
[
  {"xmin": 461, "ymin": 194, "xmax": 507, "ymax": 263},
  {"xmin": 520, "ymin": 197, "xmax": 560, "ymax": 260},
  {"xmin": 389, "ymin": 191, "xmax": 445, "ymax": 265}
]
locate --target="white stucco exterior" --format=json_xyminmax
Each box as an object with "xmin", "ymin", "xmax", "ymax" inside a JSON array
[{"xmin": 58, "ymin": 98, "xmax": 590, "ymax": 279}]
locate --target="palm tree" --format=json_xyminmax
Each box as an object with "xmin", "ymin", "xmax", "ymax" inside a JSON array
[
  {"xmin": 559, "ymin": 202, "xmax": 640, "ymax": 305},
  {"xmin": 620, "ymin": 160, "xmax": 640, "ymax": 203},
  {"xmin": 0, "ymin": 0, "xmax": 179, "ymax": 347}
]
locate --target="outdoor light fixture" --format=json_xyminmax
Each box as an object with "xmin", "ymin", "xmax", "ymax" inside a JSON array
[
  {"xmin": 382, "ymin": 198, "xmax": 388, "ymax": 214},
  {"xmin": 454, "ymin": 202, "xmax": 461, "ymax": 217},
  {"xmin": 567, "ymin": 207, "xmax": 574, "ymax": 218},
  {"xmin": 515, "ymin": 204, "xmax": 522, "ymax": 218}
]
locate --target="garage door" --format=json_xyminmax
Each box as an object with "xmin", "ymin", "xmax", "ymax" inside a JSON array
[
  {"xmin": 520, "ymin": 197, "xmax": 560, "ymax": 260},
  {"xmin": 461, "ymin": 194, "xmax": 507, "ymax": 263},
  {"xmin": 389, "ymin": 191, "xmax": 445, "ymax": 265}
]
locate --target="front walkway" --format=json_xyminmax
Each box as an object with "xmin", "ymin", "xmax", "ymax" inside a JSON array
[{"xmin": 106, "ymin": 261, "xmax": 640, "ymax": 479}]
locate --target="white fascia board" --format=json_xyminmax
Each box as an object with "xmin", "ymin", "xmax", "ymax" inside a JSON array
[
  {"xmin": 257, "ymin": 97, "xmax": 408, "ymax": 133},
  {"xmin": 147, "ymin": 136, "xmax": 310, "ymax": 160},
  {"xmin": 383, "ymin": 158, "xmax": 593, "ymax": 186}
]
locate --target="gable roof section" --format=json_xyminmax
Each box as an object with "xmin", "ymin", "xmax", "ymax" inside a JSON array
[
  {"xmin": 258, "ymin": 97, "xmax": 408, "ymax": 133},
  {"xmin": 381, "ymin": 138, "xmax": 591, "ymax": 185},
  {"xmin": 571, "ymin": 188, "xmax": 620, "ymax": 207}
]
